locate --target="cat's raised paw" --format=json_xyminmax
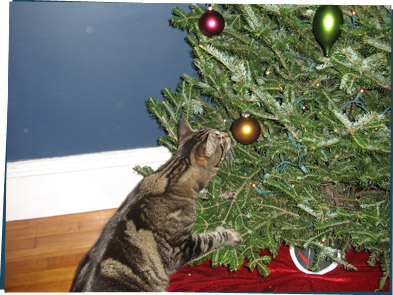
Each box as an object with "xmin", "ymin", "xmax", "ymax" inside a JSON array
[{"xmin": 216, "ymin": 226, "xmax": 242, "ymax": 248}]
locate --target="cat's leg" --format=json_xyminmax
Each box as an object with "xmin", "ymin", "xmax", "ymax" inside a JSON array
[{"xmin": 187, "ymin": 227, "xmax": 242, "ymax": 260}]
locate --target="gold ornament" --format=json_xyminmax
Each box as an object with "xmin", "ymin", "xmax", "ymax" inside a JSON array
[{"xmin": 231, "ymin": 116, "xmax": 261, "ymax": 145}]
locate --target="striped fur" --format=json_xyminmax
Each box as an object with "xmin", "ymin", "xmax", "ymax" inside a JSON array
[{"xmin": 70, "ymin": 119, "xmax": 241, "ymax": 292}]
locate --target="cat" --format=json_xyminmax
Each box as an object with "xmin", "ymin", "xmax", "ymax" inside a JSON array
[{"xmin": 70, "ymin": 118, "xmax": 242, "ymax": 292}]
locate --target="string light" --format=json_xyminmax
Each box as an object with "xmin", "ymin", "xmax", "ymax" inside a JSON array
[
  {"xmin": 283, "ymin": 133, "xmax": 309, "ymax": 174},
  {"xmin": 290, "ymin": 52, "xmax": 316, "ymax": 72},
  {"xmin": 252, "ymin": 183, "xmax": 275, "ymax": 196},
  {"xmin": 340, "ymin": 90, "xmax": 368, "ymax": 113},
  {"xmin": 222, "ymin": 118, "xmax": 234, "ymax": 123},
  {"xmin": 346, "ymin": 9, "xmax": 358, "ymax": 28}
]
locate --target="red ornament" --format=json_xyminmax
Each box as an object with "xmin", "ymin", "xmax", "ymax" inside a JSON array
[{"xmin": 198, "ymin": 7, "xmax": 225, "ymax": 37}]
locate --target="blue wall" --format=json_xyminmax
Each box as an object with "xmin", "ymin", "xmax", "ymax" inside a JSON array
[{"xmin": 7, "ymin": 2, "xmax": 195, "ymax": 161}]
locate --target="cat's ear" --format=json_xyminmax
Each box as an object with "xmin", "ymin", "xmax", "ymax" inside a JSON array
[{"xmin": 177, "ymin": 118, "xmax": 194, "ymax": 146}]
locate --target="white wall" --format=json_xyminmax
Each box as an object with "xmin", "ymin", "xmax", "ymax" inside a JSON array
[{"xmin": 6, "ymin": 147, "xmax": 172, "ymax": 221}]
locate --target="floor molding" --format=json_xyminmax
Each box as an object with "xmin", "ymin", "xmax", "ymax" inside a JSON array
[{"xmin": 6, "ymin": 147, "xmax": 172, "ymax": 221}]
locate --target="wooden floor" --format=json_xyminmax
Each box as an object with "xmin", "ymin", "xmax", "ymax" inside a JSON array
[{"xmin": 5, "ymin": 208, "xmax": 117, "ymax": 292}]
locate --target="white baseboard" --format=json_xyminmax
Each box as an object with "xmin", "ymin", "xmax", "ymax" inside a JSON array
[{"xmin": 6, "ymin": 146, "xmax": 172, "ymax": 221}]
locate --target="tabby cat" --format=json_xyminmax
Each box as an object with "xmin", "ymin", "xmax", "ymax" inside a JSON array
[{"xmin": 70, "ymin": 118, "xmax": 241, "ymax": 292}]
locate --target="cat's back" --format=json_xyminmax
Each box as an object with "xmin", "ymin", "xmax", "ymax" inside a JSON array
[
  {"xmin": 70, "ymin": 162, "xmax": 191, "ymax": 292},
  {"xmin": 70, "ymin": 184, "xmax": 169, "ymax": 291}
]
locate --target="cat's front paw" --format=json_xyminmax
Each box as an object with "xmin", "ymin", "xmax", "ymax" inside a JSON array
[{"xmin": 215, "ymin": 226, "xmax": 242, "ymax": 248}]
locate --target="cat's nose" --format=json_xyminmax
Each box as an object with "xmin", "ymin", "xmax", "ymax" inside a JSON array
[{"xmin": 219, "ymin": 132, "xmax": 229, "ymax": 139}]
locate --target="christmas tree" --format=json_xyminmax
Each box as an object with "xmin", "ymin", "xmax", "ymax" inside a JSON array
[{"xmin": 143, "ymin": 4, "xmax": 390, "ymax": 290}]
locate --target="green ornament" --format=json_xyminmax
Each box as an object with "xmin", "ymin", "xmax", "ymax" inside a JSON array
[{"xmin": 312, "ymin": 5, "xmax": 343, "ymax": 57}]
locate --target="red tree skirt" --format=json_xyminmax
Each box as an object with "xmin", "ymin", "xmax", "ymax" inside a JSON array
[{"xmin": 168, "ymin": 245, "xmax": 390, "ymax": 292}]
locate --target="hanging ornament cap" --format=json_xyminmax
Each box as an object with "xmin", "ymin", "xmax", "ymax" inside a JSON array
[
  {"xmin": 312, "ymin": 5, "xmax": 343, "ymax": 57},
  {"xmin": 231, "ymin": 116, "xmax": 261, "ymax": 145},
  {"xmin": 198, "ymin": 7, "xmax": 225, "ymax": 37}
]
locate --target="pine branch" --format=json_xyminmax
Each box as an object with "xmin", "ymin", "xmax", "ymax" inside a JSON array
[
  {"xmin": 147, "ymin": 4, "xmax": 391, "ymax": 283},
  {"xmin": 310, "ymin": 241, "xmax": 358, "ymax": 271},
  {"xmin": 376, "ymin": 251, "xmax": 390, "ymax": 291}
]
